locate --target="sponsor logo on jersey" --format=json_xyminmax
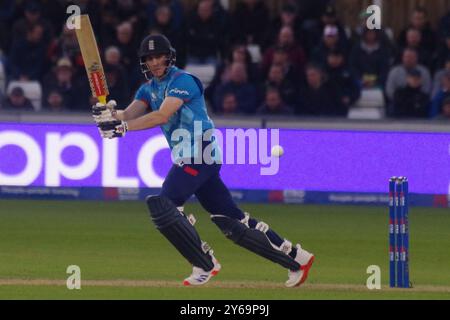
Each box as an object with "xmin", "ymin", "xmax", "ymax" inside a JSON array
[{"xmin": 169, "ymin": 88, "xmax": 189, "ymax": 96}]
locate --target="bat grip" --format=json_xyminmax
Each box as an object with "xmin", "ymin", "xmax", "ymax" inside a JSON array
[{"xmin": 98, "ymin": 95, "xmax": 107, "ymax": 105}]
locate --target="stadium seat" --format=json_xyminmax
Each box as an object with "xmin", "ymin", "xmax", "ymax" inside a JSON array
[
  {"xmin": 348, "ymin": 88, "xmax": 386, "ymax": 119},
  {"xmin": 184, "ymin": 64, "xmax": 216, "ymax": 88},
  {"xmin": 6, "ymin": 81, "xmax": 42, "ymax": 111},
  {"xmin": 356, "ymin": 88, "xmax": 385, "ymax": 108},
  {"xmin": 347, "ymin": 107, "xmax": 385, "ymax": 120}
]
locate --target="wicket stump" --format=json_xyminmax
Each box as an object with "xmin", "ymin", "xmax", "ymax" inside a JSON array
[{"xmin": 389, "ymin": 176, "xmax": 410, "ymax": 288}]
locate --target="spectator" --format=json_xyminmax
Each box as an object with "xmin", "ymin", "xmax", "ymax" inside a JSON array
[
  {"xmin": 98, "ymin": 7, "xmax": 120, "ymax": 48},
  {"xmin": 232, "ymin": 44, "xmax": 260, "ymax": 82},
  {"xmin": 297, "ymin": 64, "xmax": 344, "ymax": 116},
  {"xmin": 303, "ymin": 4, "xmax": 348, "ymax": 55},
  {"xmin": 435, "ymin": 96, "xmax": 450, "ymax": 119},
  {"xmin": 213, "ymin": 62, "xmax": 259, "ymax": 114},
  {"xmin": 186, "ymin": 0, "xmax": 226, "ymax": 65},
  {"xmin": 39, "ymin": 0, "xmax": 66, "ymax": 36},
  {"xmin": 325, "ymin": 49, "xmax": 361, "ymax": 109},
  {"xmin": 265, "ymin": 63, "xmax": 298, "ymax": 106},
  {"xmin": 9, "ymin": 23, "xmax": 48, "ymax": 81},
  {"xmin": 113, "ymin": 22, "xmax": 139, "ymax": 69},
  {"xmin": 432, "ymin": 56, "xmax": 450, "ymax": 97},
  {"xmin": 438, "ymin": 11, "xmax": 450, "ymax": 40},
  {"xmin": 205, "ymin": 44, "xmax": 260, "ymax": 106},
  {"xmin": 104, "ymin": 46, "xmax": 131, "ymax": 93},
  {"xmin": 149, "ymin": 4, "xmax": 187, "ymax": 68},
  {"xmin": 220, "ymin": 93, "xmax": 238, "ymax": 114},
  {"xmin": 296, "ymin": 0, "xmax": 331, "ymax": 22},
  {"xmin": 231, "ymin": 0, "xmax": 269, "ymax": 48},
  {"xmin": 350, "ymin": 28, "xmax": 391, "ymax": 89},
  {"xmin": 261, "ymin": 26, "xmax": 307, "ymax": 77},
  {"xmin": 349, "ymin": 9, "xmax": 395, "ymax": 59},
  {"xmin": 385, "ymin": 48, "xmax": 431, "ymax": 101},
  {"xmin": 115, "ymin": 0, "xmax": 148, "ymax": 42},
  {"xmin": 104, "ymin": 63, "xmax": 130, "ymax": 107},
  {"xmin": 42, "ymin": 57, "xmax": 86, "ymax": 110},
  {"xmin": 430, "ymin": 71, "xmax": 450, "ymax": 118},
  {"xmin": 45, "ymin": 89, "xmax": 67, "ymax": 112},
  {"xmin": 311, "ymin": 24, "xmax": 347, "ymax": 66},
  {"xmin": 104, "ymin": 46, "xmax": 131, "ymax": 105},
  {"xmin": 0, "ymin": 0, "xmax": 15, "ymax": 53},
  {"xmin": 1, "ymin": 87, "xmax": 34, "ymax": 111},
  {"xmin": 434, "ymin": 33, "xmax": 450, "ymax": 71},
  {"xmin": 268, "ymin": 3, "xmax": 303, "ymax": 46},
  {"xmin": 269, "ymin": 46, "xmax": 302, "ymax": 85},
  {"xmin": 48, "ymin": 24, "xmax": 83, "ymax": 74},
  {"xmin": 396, "ymin": 28, "xmax": 433, "ymax": 70},
  {"xmin": 146, "ymin": 0, "xmax": 185, "ymax": 31},
  {"xmin": 11, "ymin": 0, "xmax": 53, "ymax": 45},
  {"xmin": 391, "ymin": 68, "xmax": 429, "ymax": 118},
  {"xmin": 104, "ymin": 46, "xmax": 122, "ymax": 67},
  {"xmin": 111, "ymin": 22, "xmax": 141, "ymax": 91},
  {"xmin": 257, "ymin": 87, "xmax": 294, "ymax": 115},
  {"xmin": 398, "ymin": 6, "xmax": 437, "ymax": 54},
  {"xmin": 204, "ymin": 0, "xmax": 230, "ymax": 33}
]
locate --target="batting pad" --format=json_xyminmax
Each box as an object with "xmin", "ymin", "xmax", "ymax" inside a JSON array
[
  {"xmin": 146, "ymin": 195, "xmax": 214, "ymax": 271},
  {"xmin": 212, "ymin": 215, "xmax": 300, "ymax": 270}
]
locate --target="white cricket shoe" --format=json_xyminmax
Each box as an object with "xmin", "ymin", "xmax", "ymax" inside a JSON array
[
  {"xmin": 183, "ymin": 253, "xmax": 221, "ymax": 286},
  {"xmin": 285, "ymin": 244, "xmax": 315, "ymax": 288}
]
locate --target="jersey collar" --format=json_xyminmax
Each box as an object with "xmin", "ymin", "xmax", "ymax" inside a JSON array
[{"xmin": 155, "ymin": 66, "xmax": 176, "ymax": 83}]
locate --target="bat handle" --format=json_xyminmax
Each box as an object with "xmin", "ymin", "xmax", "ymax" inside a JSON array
[{"xmin": 98, "ymin": 95, "xmax": 107, "ymax": 105}]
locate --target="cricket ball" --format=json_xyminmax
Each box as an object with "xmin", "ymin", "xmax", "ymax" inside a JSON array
[{"xmin": 271, "ymin": 145, "xmax": 284, "ymax": 157}]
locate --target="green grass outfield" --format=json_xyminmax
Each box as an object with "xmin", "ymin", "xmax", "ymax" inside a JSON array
[{"xmin": 0, "ymin": 200, "xmax": 449, "ymax": 300}]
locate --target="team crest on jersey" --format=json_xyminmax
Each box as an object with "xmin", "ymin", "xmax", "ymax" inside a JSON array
[
  {"xmin": 151, "ymin": 92, "xmax": 157, "ymax": 101},
  {"xmin": 148, "ymin": 40, "xmax": 155, "ymax": 50}
]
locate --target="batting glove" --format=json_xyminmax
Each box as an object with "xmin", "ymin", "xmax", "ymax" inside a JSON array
[
  {"xmin": 98, "ymin": 120, "xmax": 128, "ymax": 139},
  {"xmin": 92, "ymin": 100, "xmax": 118, "ymax": 124}
]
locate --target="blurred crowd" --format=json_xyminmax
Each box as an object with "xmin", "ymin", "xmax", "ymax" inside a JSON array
[{"xmin": 0, "ymin": 0, "xmax": 449, "ymax": 120}]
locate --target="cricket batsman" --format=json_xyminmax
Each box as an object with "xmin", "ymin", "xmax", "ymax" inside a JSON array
[{"xmin": 92, "ymin": 34, "xmax": 314, "ymax": 287}]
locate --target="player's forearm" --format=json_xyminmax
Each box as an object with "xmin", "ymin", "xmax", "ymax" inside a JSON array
[
  {"xmin": 114, "ymin": 109, "xmax": 141, "ymax": 121},
  {"xmin": 113, "ymin": 100, "xmax": 148, "ymax": 121},
  {"xmin": 113, "ymin": 110, "xmax": 127, "ymax": 121},
  {"xmin": 126, "ymin": 111, "xmax": 169, "ymax": 131}
]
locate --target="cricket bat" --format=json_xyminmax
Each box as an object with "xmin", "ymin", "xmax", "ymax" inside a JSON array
[{"xmin": 75, "ymin": 14, "xmax": 109, "ymax": 105}]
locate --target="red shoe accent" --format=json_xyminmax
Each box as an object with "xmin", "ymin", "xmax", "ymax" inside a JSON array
[
  {"xmin": 211, "ymin": 262, "xmax": 221, "ymax": 276},
  {"xmin": 296, "ymin": 255, "xmax": 315, "ymax": 286},
  {"xmin": 211, "ymin": 270, "xmax": 219, "ymax": 276}
]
